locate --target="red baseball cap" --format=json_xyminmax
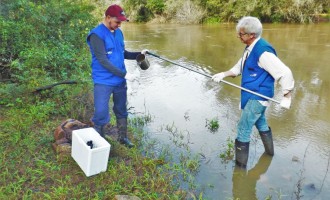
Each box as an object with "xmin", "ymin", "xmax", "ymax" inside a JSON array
[{"xmin": 105, "ymin": 4, "xmax": 128, "ymax": 21}]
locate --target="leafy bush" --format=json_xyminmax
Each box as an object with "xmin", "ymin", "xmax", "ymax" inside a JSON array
[
  {"xmin": 280, "ymin": 0, "xmax": 327, "ymax": 23},
  {"xmin": 122, "ymin": 0, "xmax": 330, "ymax": 23},
  {"xmin": 0, "ymin": 0, "xmax": 96, "ymax": 88},
  {"xmin": 146, "ymin": 0, "xmax": 166, "ymax": 15},
  {"xmin": 204, "ymin": 0, "xmax": 329, "ymax": 23},
  {"xmin": 163, "ymin": 0, "xmax": 184, "ymax": 21},
  {"xmin": 175, "ymin": 0, "xmax": 206, "ymax": 24},
  {"xmin": 123, "ymin": 0, "xmax": 153, "ymax": 22}
]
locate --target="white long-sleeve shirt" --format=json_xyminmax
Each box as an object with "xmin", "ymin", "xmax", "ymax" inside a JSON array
[{"xmin": 229, "ymin": 37, "xmax": 294, "ymax": 106}]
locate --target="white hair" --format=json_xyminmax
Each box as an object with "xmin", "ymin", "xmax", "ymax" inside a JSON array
[{"xmin": 236, "ymin": 16, "xmax": 263, "ymax": 38}]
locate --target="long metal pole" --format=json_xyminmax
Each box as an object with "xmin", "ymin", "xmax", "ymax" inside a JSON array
[{"xmin": 147, "ymin": 51, "xmax": 280, "ymax": 104}]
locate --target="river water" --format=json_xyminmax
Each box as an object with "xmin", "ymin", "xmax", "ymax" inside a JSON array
[{"xmin": 121, "ymin": 23, "xmax": 330, "ymax": 200}]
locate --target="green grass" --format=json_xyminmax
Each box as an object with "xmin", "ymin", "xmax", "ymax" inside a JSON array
[
  {"xmin": 0, "ymin": 84, "xmax": 203, "ymax": 199},
  {"xmin": 205, "ymin": 117, "xmax": 220, "ymax": 133},
  {"xmin": 219, "ymin": 137, "xmax": 235, "ymax": 162}
]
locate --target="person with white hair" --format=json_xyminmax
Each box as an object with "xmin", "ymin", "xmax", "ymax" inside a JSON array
[{"xmin": 212, "ymin": 16, "xmax": 294, "ymax": 168}]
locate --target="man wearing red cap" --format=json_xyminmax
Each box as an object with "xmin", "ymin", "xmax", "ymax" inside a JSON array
[{"xmin": 87, "ymin": 4, "xmax": 148, "ymax": 148}]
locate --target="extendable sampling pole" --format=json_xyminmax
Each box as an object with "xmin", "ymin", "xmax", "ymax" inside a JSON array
[{"xmin": 147, "ymin": 51, "xmax": 280, "ymax": 104}]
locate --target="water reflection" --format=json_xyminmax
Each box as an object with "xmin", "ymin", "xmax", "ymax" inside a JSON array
[
  {"xmin": 232, "ymin": 153, "xmax": 273, "ymax": 200},
  {"xmin": 122, "ymin": 23, "xmax": 330, "ymax": 199}
]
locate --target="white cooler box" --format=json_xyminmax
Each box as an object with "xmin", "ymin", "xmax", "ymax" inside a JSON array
[{"xmin": 71, "ymin": 127, "xmax": 111, "ymax": 177}]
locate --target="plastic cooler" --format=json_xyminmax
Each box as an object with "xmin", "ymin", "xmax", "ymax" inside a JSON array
[{"xmin": 71, "ymin": 127, "xmax": 111, "ymax": 177}]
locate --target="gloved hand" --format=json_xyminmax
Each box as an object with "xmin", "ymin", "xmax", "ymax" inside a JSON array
[
  {"xmin": 141, "ymin": 49, "xmax": 149, "ymax": 55},
  {"xmin": 211, "ymin": 72, "xmax": 225, "ymax": 83},
  {"xmin": 124, "ymin": 72, "xmax": 139, "ymax": 82},
  {"xmin": 280, "ymin": 96, "xmax": 292, "ymax": 109}
]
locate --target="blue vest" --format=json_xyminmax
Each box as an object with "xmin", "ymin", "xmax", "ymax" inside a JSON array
[
  {"xmin": 241, "ymin": 38, "xmax": 276, "ymax": 109},
  {"xmin": 87, "ymin": 24, "xmax": 126, "ymax": 86}
]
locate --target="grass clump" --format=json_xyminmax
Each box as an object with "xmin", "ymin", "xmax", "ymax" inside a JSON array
[
  {"xmin": 219, "ymin": 137, "xmax": 235, "ymax": 162},
  {"xmin": 205, "ymin": 117, "xmax": 219, "ymax": 133}
]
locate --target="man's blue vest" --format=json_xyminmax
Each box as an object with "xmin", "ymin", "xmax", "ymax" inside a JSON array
[
  {"xmin": 87, "ymin": 24, "xmax": 126, "ymax": 86},
  {"xmin": 241, "ymin": 38, "xmax": 276, "ymax": 109}
]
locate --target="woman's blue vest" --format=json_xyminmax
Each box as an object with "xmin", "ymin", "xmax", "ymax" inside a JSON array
[
  {"xmin": 241, "ymin": 38, "xmax": 276, "ymax": 109},
  {"xmin": 87, "ymin": 24, "xmax": 126, "ymax": 86}
]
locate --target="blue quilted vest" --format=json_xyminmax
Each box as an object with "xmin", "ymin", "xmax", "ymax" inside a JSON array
[
  {"xmin": 87, "ymin": 24, "xmax": 126, "ymax": 86},
  {"xmin": 241, "ymin": 38, "xmax": 276, "ymax": 109}
]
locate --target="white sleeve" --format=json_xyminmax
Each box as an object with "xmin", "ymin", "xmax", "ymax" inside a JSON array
[
  {"xmin": 229, "ymin": 58, "xmax": 243, "ymax": 76},
  {"xmin": 259, "ymin": 52, "xmax": 294, "ymax": 94}
]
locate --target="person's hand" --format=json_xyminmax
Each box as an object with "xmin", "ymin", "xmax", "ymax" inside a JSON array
[
  {"xmin": 212, "ymin": 72, "xmax": 225, "ymax": 83},
  {"xmin": 280, "ymin": 96, "xmax": 292, "ymax": 109},
  {"xmin": 124, "ymin": 73, "xmax": 139, "ymax": 82},
  {"xmin": 141, "ymin": 49, "xmax": 149, "ymax": 55}
]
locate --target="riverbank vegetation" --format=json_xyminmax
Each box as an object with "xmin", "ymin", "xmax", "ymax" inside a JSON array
[
  {"xmin": 123, "ymin": 0, "xmax": 330, "ymax": 23},
  {"xmin": 0, "ymin": 0, "xmax": 202, "ymax": 199},
  {"xmin": 1, "ymin": 0, "xmax": 329, "ymax": 199}
]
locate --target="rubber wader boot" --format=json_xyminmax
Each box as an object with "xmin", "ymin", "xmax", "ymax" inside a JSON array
[
  {"xmin": 117, "ymin": 118, "xmax": 134, "ymax": 148},
  {"xmin": 259, "ymin": 127, "xmax": 274, "ymax": 156},
  {"xmin": 235, "ymin": 139, "xmax": 250, "ymax": 168},
  {"xmin": 94, "ymin": 125, "xmax": 105, "ymax": 138}
]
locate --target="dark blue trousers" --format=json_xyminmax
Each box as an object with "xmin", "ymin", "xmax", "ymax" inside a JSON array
[{"xmin": 92, "ymin": 82, "xmax": 128, "ymax": 126}]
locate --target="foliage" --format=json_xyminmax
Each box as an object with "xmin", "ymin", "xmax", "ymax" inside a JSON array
[
  {"xmin": 146, "ymin": 0, "xmax": 166, "ymax": 15},
  {"xmin": 0, "ymin": 0, "xmax": 328, "ymax": 198},
  {"xmin": 1, "ymin": 1, "xmax": 202, "ymax": 196},
  {"xmin": 210, "ymin": 0, "xmax": 329, "ymax": 23},
  {"xmin": 205, "ymin": 117, "xmax": 219, "ymax": 132},
  {"xmin": 122, "ymin": 0, "xmax": 152, "ymax": 22},
  {"xmin": 162, "ymin": 0, "xmax": 184, "ymax": 21},
  {"xmin": 0, "ymin": 0, "xmax": 96, "ymax": 89},
  {"xmin": 175, "ymin": 0, "xmax": 206, "ymax": 24},
  {"xmin": 0, "ymin": 0, "xmax": 203, "ymax": 193},
  {"xmin": 0, "ymin": 84, "xmax": 203, "ymax": 199},
  {"xmin": 122, "ymin": 0, "xmax": 330, "ymax": 23},
  {"xmin": 279, "ymin": 0, "xmax": 328, "ymax": 23},
  {"xmin": 219, "ymin": 137, "xmax": 235, "ymax": 162}
]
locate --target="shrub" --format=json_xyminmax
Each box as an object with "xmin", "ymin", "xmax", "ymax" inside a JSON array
[
  {"xmin": 146, "ymin": 0, "xmax": 166, "ymax": 15},
  {"xmin": 0, "ymin": 0, "xmax": 96, "ymax": 87},
  {"xmin": 175, "ymin": 0, "xmax": 206, "ymax": 24}
]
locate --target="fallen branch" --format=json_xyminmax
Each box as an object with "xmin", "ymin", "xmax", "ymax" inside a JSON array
[
  {"xmin": 0, "ymin": 79, "xmax": 14, "ymax": 83},
  {"xmin": 33, "ymin": 80, "xmax": 78, "ymax": 93}
]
